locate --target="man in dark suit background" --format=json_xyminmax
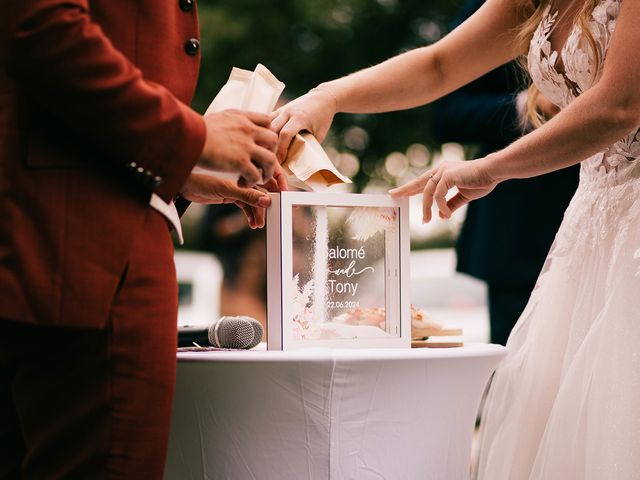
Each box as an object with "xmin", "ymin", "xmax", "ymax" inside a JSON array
[
  {"xmin": 432, "ymin": 0, "xmax": 579, "ymax": 346},
  {"xmin": 0, "ymin": 1, "xmax": 282, "ymax": 478}
]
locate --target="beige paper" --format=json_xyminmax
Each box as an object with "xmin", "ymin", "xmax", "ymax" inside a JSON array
[
  {"xmin": 243, "ymin": 64, "xmax": 284, "ymax": 113},
  {"xmin": 203, "ymin": 64, "xmax": 351, "ymax": 191},
  {"xmin": 205, "ymin": 67, "xmax": 253, "ymax": 114},
  {"xmin": 206, "ymin": 64, "xmax": 284, "ymax": 115},
  {"xmin": 283, "ymin": 133, "xmax": 351, "ymax": 191}
]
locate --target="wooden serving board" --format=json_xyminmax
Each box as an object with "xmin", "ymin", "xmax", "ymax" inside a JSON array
[
  {"xmin": 411, "ymin": 327, "xmax": 463, "ymax": 339},
  {"xmin": 411, "ymin": 326, "xmax": 463, "ymax": 348},
  {"xmin": 411, "ymin": 340, "xmax": 464, "ymax": 348}
]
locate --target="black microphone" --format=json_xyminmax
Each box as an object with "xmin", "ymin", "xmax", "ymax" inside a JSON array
[{"xmin": 178, "ymin": 316, "xmax": 263, "ymax": 349}]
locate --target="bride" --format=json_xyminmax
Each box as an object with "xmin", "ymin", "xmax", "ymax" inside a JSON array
[{"xmin": 271, "ymin": 0, "xmax": 640, "ymax": 477}]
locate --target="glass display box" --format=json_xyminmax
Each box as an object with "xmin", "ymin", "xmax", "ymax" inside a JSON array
[{"xmin": 266, "ymin": 192, "xmax": 410, "ymax": 350}]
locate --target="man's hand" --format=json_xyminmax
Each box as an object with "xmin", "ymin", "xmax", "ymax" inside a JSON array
[
  {"xmin": 198, "ymin": 110, "xmax": 279, "ymax": 188},
  {"xmin": 180, "ymin": 170, "xmax": 287, "ymax": 229}
]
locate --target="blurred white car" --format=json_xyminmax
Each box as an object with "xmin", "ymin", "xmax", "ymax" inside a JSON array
[{"xmin": 174, "ymin": 251, "xmax": 223, "ymax": 327}]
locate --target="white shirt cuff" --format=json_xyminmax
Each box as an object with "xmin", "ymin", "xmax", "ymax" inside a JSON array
[{"xmin": 149, "ymin": 194, "xmax": 184, "ymax": 245}]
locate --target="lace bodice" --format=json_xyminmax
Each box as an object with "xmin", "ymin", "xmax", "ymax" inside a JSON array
[{"xmin": 528, "ymin": 0, "xmax": 640, "ymax": 180}]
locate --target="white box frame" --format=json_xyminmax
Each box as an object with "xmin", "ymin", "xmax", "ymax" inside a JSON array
[{"xmin": 266, "ymin": 191, "xmax": 411, "ymax": 350}]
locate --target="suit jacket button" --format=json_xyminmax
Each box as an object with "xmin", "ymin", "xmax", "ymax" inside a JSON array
[
  {"xmin": 179, "ymin": 0, "xmax": 194, "ymax": 12},
  {"xmin": 184, "ymin": 38, "xmax": 200, "ymax": 56},
  {"xmin": 128, "ymin": 161, "xmax": 137, "ymax": 169},
  {"xmin": 136, "ymin": 166, "xmax": 145, "ymax": 176},
  {"xmin": 152, "ymin": 176, "xmax": 163, "ymax": 188}
]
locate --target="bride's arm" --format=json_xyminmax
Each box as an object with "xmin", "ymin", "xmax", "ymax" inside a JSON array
[
  {"xmin": 393, "ymin": 0, "xmax": 640, "ymax": 222},
  {"xmin": 272, "ymin": 0, "xmax": 527, "ymax": 159},
  {"xmin": 315, "ymin": 0, "xmax": 524, "ymax": 113},
  {"xmin": 482, "ymin": 0, "xmax": 640, "ymax": 181}
]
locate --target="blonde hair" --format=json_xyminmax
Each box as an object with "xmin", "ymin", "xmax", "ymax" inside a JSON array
[{"xmin": 516, "ymin": 0, "xmax": 601, "ymax": 128}]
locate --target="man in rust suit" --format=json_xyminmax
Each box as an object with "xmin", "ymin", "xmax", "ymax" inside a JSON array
[{"xmin": 0, "ymin": 1, "xmax": 282, "ymax": 478}]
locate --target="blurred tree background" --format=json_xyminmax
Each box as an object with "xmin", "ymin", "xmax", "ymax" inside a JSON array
[
  {"xmin": 180, "ymin": 0, "xmax": 471, "ymax": 323},
  {"xmin": 193, "ymin": 0, "xmax": 465, "ymax": 191}
]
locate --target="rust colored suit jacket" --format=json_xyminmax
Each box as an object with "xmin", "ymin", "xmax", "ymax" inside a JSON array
[{"xmin": 0, "ymin": 1, "xmax": 206, "ymax": 328}]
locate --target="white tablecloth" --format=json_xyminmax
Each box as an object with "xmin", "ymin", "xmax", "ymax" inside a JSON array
[{"xmin": 165, "ymin": 344, "xmax": 506, "ymax": 480}]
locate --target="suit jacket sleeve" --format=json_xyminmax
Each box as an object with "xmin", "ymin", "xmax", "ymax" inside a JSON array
[{"xmin": 5, "ymin": 0, "xmax": 206, "ymax": 203}]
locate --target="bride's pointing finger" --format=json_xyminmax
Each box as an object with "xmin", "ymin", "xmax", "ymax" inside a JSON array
[
  {"xmin": 389, "ymin": 169, "xmax": 434, "ymax": 197},
  {"xmin": 434, "ymin": 176, "xmax": 452, "ymax": 219}
]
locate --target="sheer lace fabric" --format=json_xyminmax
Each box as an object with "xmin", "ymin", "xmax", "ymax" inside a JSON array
[{"xmin": 477, "ymin": 1, "xmax": 640, "ymax": 478}]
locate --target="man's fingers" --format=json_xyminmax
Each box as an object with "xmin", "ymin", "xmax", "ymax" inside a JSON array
[
  {"xmin": 252, "ymin": 204, "xmax": 266, "ymax": 228},
  {"xmin": 264, "ymin": 165, "xmax": 289, "ymax": 192},
  {"xmin": 220, "ymin": 182, "xmax": 270, "ymax": 208},
  {"xmin": 198, "ymin": 174, "xmax": 271, "ymax": 208},
  {"xmin": 234, "ymin": 201, "xmax": 256, "ymax": 228},
  {"xmin": 237, "ymin": 161, "xmax": 263, "ymax": 188},
  {"xmin": 260, "ymin": 178, "xmax": 276, "ymax": 192},
  {"xmin": 254, "ymin": 126, "xmax": 278, "ymax": 152},
  {"xmin": 250, "ymin": 145, "xmax": 278, "ymax": 183},
  {"xmin": 242, "ymin": 111, "xmax": 272, "ymax": 128},
  {"xmin": 233, "ymin": 201, "xmax": 267, "ymax": 229}
]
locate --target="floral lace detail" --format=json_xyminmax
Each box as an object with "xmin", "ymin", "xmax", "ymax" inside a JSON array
[
  {"xmin": 521, "ymin": 178, "xmax": 640, "ymax": 308},
  {"xmin": 595, "ymin": 129, "xmax": 640, "ymax": 172},
  {"xmin": 528, "ymin": 8, "xmax": 574, "ymax": 108},
  {"xmin": 525, "ymin": 0, "xmax": 640, "ymax": 281},
  {"xmin": 562, "ymin": 1, "xmax": 620, "ymax": 95},
  {"xmin": 528, "ymin": 0, "xmax": 640, "ymax": 178}
]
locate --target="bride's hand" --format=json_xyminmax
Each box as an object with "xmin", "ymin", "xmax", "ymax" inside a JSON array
[
  {"xmin": 271, "ymin": 88, "xmax": 337, "ymax": 162},
  {"xmin": 389, "ymin": 158, "xmax": 499, "ymax": 222}
]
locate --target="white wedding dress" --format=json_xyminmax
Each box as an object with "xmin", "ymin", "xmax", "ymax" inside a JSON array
[{"xmin": 477, "ymin": 1, "xmax": 640, "ymax": 478}]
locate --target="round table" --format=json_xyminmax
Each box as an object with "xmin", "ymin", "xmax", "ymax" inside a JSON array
[{"xmin": 164, "ymin": 344, "xmax": 507, "ymax": 480}]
